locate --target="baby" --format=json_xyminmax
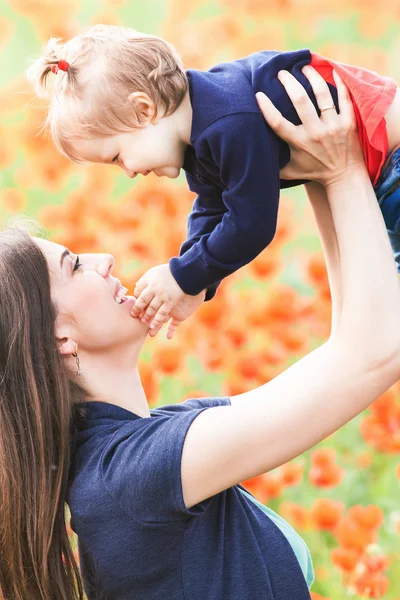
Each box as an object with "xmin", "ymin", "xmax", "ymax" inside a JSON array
[{"xmin": 26, "ymin": 24, "xmax": 400, "ymax": 337}]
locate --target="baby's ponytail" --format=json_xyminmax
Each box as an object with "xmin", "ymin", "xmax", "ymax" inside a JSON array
[{"xmin": 26, "ymin": 37, "xmax": 75, "ymax": 98}]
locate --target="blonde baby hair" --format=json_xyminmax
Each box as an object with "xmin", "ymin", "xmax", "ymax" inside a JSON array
[{"xmin": 26, "ymin": 24, "xmax": 188, "ymax": 163}]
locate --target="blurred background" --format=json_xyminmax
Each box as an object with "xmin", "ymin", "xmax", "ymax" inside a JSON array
[{"xmin": 1, "ymin": 0, "xmax": 400, "ymax": 598}]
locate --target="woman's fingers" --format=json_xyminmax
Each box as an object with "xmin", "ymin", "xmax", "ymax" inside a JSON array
[
  {"xmin": 257, "ymin": 63, "xmax": 361, "ymax": 184},
  {"xmin": 277, "ymin": 69, "xmax": 321, "ymax": 129},
  {"xmin": 301, "ymin": 65, "xmax": 338, "ymax": 125},
  {"xmin": 256, "ymin": 91, "xmax": 298, "ymax": 142},
  {"xmin": 332, "ymin": 69, "xmax": 356, "ymax": 130}
]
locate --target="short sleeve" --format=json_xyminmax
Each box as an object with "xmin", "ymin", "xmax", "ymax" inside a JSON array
[
  {"xmin": 168, "ymin": 396, "xmax": 232, "ymax": 411},
  {"xmin": 100, "ymin": 397, "xmax": 231, "ymax": 527}
]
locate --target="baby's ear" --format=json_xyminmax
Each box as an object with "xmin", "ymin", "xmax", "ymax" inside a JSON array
[{"xmin": 128, "ymin": 92, "xmax": 157, "ymax": 124}]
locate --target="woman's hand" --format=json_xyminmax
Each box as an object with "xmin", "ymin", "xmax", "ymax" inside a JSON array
[{"xmin": 256, "ymin": 66, "xmax": 365, "ymax": 186}]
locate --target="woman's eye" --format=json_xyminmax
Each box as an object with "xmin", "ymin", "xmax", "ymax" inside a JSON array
[{"xmin": 73, "ymin": 256, "xmax": 83, "ymax": 272}]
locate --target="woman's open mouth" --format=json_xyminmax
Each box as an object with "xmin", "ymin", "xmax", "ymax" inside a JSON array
[{"xmin": 114, "ymin": 285, "xmax": 128, "ymax": 304}]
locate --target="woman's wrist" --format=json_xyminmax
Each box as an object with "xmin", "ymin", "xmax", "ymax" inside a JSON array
[{"xmin": 323, "ymin": 162, "xmax": 368, "ymax": 190}]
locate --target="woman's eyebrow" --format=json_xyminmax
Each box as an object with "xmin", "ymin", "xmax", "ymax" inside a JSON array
[{"xmin": 60, "ymin": 248, "xmax": 70, "ymax": 269}]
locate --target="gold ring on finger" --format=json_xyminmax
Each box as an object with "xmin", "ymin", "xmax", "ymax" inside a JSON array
[{"xmin": 319, "ymin": 104, "xmax": 335, "ymax": 112}]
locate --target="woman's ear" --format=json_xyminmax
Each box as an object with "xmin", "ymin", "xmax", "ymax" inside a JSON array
[
  {"xmin": 56, "ymin": 335, "xmax": 78, "ymax": 357},
  {"xmin": 128, "ymin": 92, "xmax": 157, "ymax": 124}
]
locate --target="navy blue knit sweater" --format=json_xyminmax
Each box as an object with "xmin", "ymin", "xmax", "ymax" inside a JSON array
[{"xmin": 169, "ymin": 49, "xmax": 339, "ymax": 300}]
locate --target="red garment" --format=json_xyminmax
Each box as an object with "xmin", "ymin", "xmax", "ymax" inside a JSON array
[{"xmin": 310, "ymin": 53, "xmax": 397, "ymax": 185}]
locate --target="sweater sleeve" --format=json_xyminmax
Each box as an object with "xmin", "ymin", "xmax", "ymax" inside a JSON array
[
  {"xmin": 178, "ymin": 172, "xmax": 227, "ymax": 301},
  {"xmin": 169, "ymin": 113, "xmax": 281, "ymax": 296}
]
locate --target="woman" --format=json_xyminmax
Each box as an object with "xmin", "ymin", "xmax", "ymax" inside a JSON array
[{"xmin": 1, "ymin": 68, "xmax": 400, "ymax": 600}]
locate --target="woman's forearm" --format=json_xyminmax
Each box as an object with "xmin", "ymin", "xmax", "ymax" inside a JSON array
[
  {"xmin": 305, "ymin": 182, "xmax": 342, "ymax": 337},
  {"xmin": 326, "ymin": 166, "xmax": 400, "ymax": 362}
]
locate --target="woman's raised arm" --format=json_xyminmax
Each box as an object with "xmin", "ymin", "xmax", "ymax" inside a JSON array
[
  {"xmin": 305, "ymin": 181, "xmax": 342, "ymax": 336},
  {"xmin": 179, "ymin": 69, "xmax": 400, "ymax": 510}
]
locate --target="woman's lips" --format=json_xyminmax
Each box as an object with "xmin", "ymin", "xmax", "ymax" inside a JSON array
[
  {"xmin": 118, "ymin": 294, "xmax": 135, "ymax": 304},
  {"xmin": 117, "ymin": 295, "xmax": 137, "ymax": 312}
]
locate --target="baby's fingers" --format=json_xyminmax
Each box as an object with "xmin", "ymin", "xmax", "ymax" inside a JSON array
[
  {"xmin": 141, "ymin": 297, "xmax": 163, "ymax": 324},
  {"xmin": 130, "ymin": 288, "xmax": 154, "ymax": 318},
  {"xmin": 131, "ymin": 280, "xmax": 148, "ymax": 316},
  {"xmin": 148, "ymin": 303, "xmax": 172, "ymax": 336},
  {"xmin": 166, "ymin": 317, "xmax": 182, "ymax": 340}
]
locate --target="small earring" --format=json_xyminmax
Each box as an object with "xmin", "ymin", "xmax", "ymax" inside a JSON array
[{"xmin": 72, "ymin": 343, "xmax": 82, "ymax": 376}]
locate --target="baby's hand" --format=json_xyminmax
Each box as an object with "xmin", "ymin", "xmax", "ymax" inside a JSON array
[
  {"xmin": 131, "ymin": 264, "xmax": 185, "ymax": 335},
  {"xmin": 165, "ymin": 290, "xmax": 206, "ymax": 339}
]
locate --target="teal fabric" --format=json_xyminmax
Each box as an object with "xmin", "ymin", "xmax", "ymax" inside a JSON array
[{"xmin": 240, "ymin": 488, "xmax": 315, "ymax": 589}]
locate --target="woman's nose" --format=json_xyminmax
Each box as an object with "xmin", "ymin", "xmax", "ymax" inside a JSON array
[{"xmin": 96, "ymin": 255, "xmax": 115, "ymax": 278}]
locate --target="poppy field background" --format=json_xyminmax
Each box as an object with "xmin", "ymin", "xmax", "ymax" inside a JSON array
[{"xmin": 1, "ymin": 0, "xmax": 400, "ymax": 597}]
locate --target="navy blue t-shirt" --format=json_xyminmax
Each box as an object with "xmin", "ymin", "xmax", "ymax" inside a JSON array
[
  {"xmin": 169, "ymin": 48, "xmax": 339, "ymax": 300},
  {"xmin": 67, "ymin": 397, "xmax": 311, "ymax": 599}
]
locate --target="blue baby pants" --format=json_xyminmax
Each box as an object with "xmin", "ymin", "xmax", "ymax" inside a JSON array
[{"xmin": 375, "ymin": 145, "xmax": 400, "ymax": 272}]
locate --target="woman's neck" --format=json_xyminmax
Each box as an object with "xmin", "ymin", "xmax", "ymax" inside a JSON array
[{"xmin": 77, "ymin": 344, "xmax": 151, "ymax": 418}]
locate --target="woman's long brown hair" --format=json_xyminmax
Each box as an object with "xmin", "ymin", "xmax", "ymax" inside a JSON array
[{"xmin": 0, "ymin": 216, "xmax": 86, "ymax": 599}]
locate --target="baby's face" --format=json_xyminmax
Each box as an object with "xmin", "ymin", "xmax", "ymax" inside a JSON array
[{"xmin": 71, "ymin": 116, "xmax": 187, "ymax": 179}]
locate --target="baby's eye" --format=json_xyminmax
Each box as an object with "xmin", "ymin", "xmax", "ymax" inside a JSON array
[{"xmin": 112, "ymin": 154, "xmax": 119, "ymax": 163}]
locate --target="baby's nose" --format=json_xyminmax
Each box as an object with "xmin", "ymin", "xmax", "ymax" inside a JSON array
[{"xmin": 123, "ymin": 167, "xmax": 137, "ymax": 179}]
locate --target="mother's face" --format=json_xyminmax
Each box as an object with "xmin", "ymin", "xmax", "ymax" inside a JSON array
[{"xmin": 34, "ymin": 237, "xmax": 147, "ymax": 352}]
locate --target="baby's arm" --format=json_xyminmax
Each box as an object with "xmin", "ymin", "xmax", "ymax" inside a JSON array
[
  {"xmin": 169, "ymin": 112, "xmax": 282, "ymax": 295},
  {"xmin": 177, "ymin": 175, "xmax": 226, "ymax": 302}
]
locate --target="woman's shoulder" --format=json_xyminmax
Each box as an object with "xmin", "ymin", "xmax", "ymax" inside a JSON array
[{"xmin": 151, "ymin": 396, "xmax": 231, "ymax": 416}]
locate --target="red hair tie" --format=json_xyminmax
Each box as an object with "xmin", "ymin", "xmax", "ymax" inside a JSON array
[{"xmin": 51, "ymin": 60, "xmax": 70, "ymax": 74}]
